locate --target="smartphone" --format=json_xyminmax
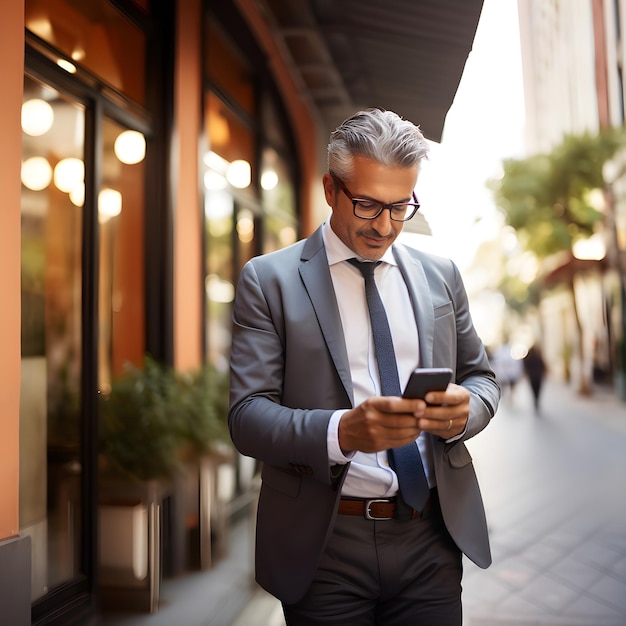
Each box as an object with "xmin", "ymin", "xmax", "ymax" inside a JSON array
[{"xmin": 402, "ymin": 367, "xmax": 453, "ymax": 400}]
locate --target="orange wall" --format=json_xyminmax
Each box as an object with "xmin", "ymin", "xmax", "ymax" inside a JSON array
[
  {"xmin": 0, "ymin": 0, "xmax": 25, "ymax": 540},
  {"xmin": 173, "ymin": 0, "xmax": 203, "ymax": 371}
]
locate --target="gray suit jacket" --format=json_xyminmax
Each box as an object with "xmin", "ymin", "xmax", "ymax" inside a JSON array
[{"xmin": 229, "ymin": 225, "xmax": 500, "ymax": 604}]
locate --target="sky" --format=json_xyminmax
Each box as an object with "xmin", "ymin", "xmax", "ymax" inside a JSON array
[{"xmin": 402, "ymin": 0, "xmax": 526, "ymax": 271}]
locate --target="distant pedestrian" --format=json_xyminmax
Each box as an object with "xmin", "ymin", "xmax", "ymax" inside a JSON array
[
  {"xmin": 523, "ymin": 345, "xmax": 546, "ymax": 412},
  {"xmin": 491, "ymin": 343, "xmax": 523, "ymax": 401}
]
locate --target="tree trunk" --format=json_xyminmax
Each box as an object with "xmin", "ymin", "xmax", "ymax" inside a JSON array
[{"xmin": 569, "ymin": 276, "xmax": 592, "ymax": 396}]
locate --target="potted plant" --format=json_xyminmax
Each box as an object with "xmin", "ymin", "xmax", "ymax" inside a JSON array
[
  {"xmin": 98, "ymin": 356, "xmax": 234, "ymax": 604},
  {"xmin": 99, "ymin": 357, "xmax": 232, "ymax": 481},
  {"xmin": 98, "ymin": 355, "xmax": 183, "ymax": 613},
  {"xmin": 173, "ymin": 363, "xmax": 230, "ymax": 460},
  {"xmin": 99, "ymin": 356, "xmax": 185, "ymax": 482}
]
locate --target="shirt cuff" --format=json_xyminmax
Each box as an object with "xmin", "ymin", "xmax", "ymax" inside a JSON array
[{"xmin": 327, "ymin": 409, "xmax": 355, "ymax": 464}]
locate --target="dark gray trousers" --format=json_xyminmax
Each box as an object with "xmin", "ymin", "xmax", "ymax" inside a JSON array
[{"xmin": 282, "ymin": 495, "xmax": 463, "ymax": 626}]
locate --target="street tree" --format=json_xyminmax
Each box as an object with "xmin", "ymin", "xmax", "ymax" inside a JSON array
[{"xmin": 489, "ymin": 127, "xmax": 625, "ymax": 395}]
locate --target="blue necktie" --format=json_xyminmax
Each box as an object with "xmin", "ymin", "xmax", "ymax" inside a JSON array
[{"xmin": 348, "ymin": 259, "xmax": 430, "ymax": 512}]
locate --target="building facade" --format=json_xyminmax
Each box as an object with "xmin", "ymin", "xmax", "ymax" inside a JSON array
[{"xmin": 516, "ymin": 0, "xmax": 626, "ymax": 395}]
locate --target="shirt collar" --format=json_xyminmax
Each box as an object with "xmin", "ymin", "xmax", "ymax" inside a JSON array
[{"xmin": 322, "ymin": 219, "xmax": 398, "ymax": 267}]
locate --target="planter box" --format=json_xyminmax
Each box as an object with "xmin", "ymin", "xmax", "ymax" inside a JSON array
[
  {"xmin": 98, "ymin": 479, "xmax": 170, "ymax": 613},
  {"xmin": 184, "ymin": 450, "xmax": 236, "ymax": 571}
]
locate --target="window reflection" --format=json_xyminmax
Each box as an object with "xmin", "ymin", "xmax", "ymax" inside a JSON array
[
  {"xmin": 203, "ymin": 8, "xmax": 299, "ymax": 366},
  {"xmin": 261, "ymin": 147, "xmax": 297, "ymax": 254},
  {"xmin": 205, "ymin": 189, "xmax": 234, "ymax": 369},
  {"xmin": 19, "ymin": 75, "xmax": 147, "ymax": 605},
  {"xmin": 20, "ymin": 75, "xmax": 84, "ymax": 601},
  {"xmin": 98, "ymin": 118, "xmax": 146, "ymax": 393},
  {"xmin": 203, "ymin": 89, "xmax": 255, "ymax": 368},
  {"xmin": 205, "ymin": 94, "xmax": 255, "ymax": 196}
]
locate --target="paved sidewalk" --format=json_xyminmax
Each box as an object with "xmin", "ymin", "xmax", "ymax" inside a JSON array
[
  {"xmin": 100, "ymin": 378, "xmax": 626, "ymax": 626},
  {"xmin": 461, "ymin": 378, "xmax": 626, "ymax": 626}
]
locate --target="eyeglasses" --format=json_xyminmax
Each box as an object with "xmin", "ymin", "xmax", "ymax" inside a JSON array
[{"xmin": 330, "ymin": 173, "xmax": 420, "ymax": 222}]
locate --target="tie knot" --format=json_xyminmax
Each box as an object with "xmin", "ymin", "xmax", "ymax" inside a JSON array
[{"xmin": 347, "ymin": 258, "xmax": 381, "ymax": 278}]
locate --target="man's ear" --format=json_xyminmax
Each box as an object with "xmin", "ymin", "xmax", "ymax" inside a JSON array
[{"xmin": 322, "ymin": 173, "xmax": 335, "ymax": 207}]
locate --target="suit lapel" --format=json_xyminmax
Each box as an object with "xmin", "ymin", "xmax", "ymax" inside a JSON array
[
  {"xmin": 299, "ymin": 229, "xmax": 354, "ymax": 404},
  {"xmin": 393, "ymin": 245, "xmax": 435, "ymax": 368}
]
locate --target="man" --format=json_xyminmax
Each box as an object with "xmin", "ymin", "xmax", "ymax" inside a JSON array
[{"xmin": 229, "ymin": 108, "xmax": 500, "ymax": 625}]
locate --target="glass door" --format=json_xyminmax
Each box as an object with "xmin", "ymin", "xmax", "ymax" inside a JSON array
[
  {"xmin": 20, "ymin": 74, "xmax": 149, "ymax": 625},
  {"xmin": 20, "ymin": 75, "xmax": 86, "ymax": 603}
]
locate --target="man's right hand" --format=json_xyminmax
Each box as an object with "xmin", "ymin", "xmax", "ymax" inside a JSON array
[{"xmin": 338, "ymin": 396, "xmax": 426, "ymax": 454}]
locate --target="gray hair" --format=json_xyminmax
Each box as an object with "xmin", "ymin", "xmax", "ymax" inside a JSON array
[{"xmin": 327, "ymin": 108, "xmax": 430, "ymax": 179}]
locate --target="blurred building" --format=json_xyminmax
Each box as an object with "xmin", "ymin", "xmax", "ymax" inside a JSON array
[
  {"xmin": 0, "ymin": 0, "xmax": 485, "ymax": 623},
  {"xmin": 516, "ymin": 0, "xmax": 626, "ymax": 395}
]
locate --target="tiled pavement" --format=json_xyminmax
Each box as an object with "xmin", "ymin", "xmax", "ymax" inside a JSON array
[
  {"xmin": 101, "ymin": 378, "xmax": 626, "ymax": 626},
  {"xmin": 461, "ymin": 379, "xmax": 626, "ymax": 626}
]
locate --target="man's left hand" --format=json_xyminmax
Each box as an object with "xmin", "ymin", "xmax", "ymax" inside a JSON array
[{"xmin": 416, "ymin": 383, "xmax": 470, "ymax": 438}]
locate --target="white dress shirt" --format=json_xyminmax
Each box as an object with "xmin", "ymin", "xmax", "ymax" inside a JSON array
[{"xmin": 322, "ymin": 220, "xmax": 437, "ymax": 498}]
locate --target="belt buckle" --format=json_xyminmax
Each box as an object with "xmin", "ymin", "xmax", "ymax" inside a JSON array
[{"xmin": 364, "ymin": 498, "xmax": 393, "ymax": 521}]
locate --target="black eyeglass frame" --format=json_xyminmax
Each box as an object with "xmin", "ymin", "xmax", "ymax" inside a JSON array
[{"xmin": 330, "ymin": 173, "xmax": 421, "ymax": 222}]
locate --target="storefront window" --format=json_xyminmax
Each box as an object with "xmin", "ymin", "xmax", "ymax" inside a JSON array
[
  {"xmin": 202, "ymin": 5, "xmax": 299, "ymax": 375},
  {"xmin": 206, "ymin": 16, "xmax": 254, "ymax": 115},
  {"xmin": 21, "ymin": 0, "xmax": 158, "ymax": 621},
  {"xmin": 25, "ymin": 0, "xmax": 146, "ymax": 105},
  {"xmin": 259, "ymin": 90, "xmax": 298, "ymax": 252},
  {"xmin": 204, "ymin": 189, "xmax": 235, "ymax": 369},
  {"xmin": 20, "ymin": 77, "xmax": 147, "ymax": 612},
  {"xmin": 203, "ymin": 91, "xmax": 256, "ymax": 365},
  {"xmin": 261, "ymin": 146, "xmax": 297, "ymax": 254},
  {"xmin": 98, "ymin": 118, "xmax": 146, "ymax": 391},
  {"xmin": 205, "ymin": 93, "xmax": 255, "ymax": 192},
  {"xmin": 20, "ymin": 75, "xmax": 85, "ymax": 601}
]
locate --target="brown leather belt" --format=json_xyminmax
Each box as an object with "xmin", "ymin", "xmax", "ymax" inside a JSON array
[{"xmin": 338, "ymin": 497, "xmax": 421, "ymax": 520}]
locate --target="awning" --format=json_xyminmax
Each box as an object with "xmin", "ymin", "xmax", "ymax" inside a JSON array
[{"xmin": 260, "ymin": 0, "xmax": 485, "ymax": 141}]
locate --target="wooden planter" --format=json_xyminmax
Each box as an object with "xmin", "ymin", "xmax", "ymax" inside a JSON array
[
  {"xmin": 181, "ymin": 449, "xmax": 236, "ymax": 571},
  {"xmin": 98, "ymin": 479, "xmax": 170, "ymax": 613}
]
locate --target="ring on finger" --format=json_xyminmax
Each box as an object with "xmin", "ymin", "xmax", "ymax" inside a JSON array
[{"xmin": 447, "ymin": 418, "xmax": 453, "ymax": 430}]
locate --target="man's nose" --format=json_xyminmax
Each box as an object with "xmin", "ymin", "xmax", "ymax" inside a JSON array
[{"xmin": 371, "ymin": 208, "xmax": 395, "ymax": 235}]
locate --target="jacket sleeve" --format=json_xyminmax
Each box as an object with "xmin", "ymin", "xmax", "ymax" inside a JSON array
[
  {"xmin": 228, "ymin": 258, "xmax": 340, "ymax": 485},
  {"xmin": 449, "ymin": 260, "xmax": 500, "ymax": 441}
]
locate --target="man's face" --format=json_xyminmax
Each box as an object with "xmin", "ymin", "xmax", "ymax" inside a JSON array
[{"xmin": 324, "ymin": 156, "xmax": 419, "ymax": 261}]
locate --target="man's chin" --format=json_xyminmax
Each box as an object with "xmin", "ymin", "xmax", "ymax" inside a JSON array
[
  {"xmin": 359, "ymin": 238, "xmax": 392, "ymax": 259},
  {"xmin": 358, "ymin": 250, "xmax": 385, "ymax": 262}
]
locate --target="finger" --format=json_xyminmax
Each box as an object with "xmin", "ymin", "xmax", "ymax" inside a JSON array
[
  {"xmin": 417, "ymin": 414, "xmax": 466, "ymax": 437},
  {"xmin": 439, "ymin": 418, "xmax": 460, "ymax": 437},
  {"xmin": 424, "ymin": 383, "xmax": 468, "ymax": 406},
  {"xmin": 375, "ymin": 395, "xmax": 427, "ymax": 415}
]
